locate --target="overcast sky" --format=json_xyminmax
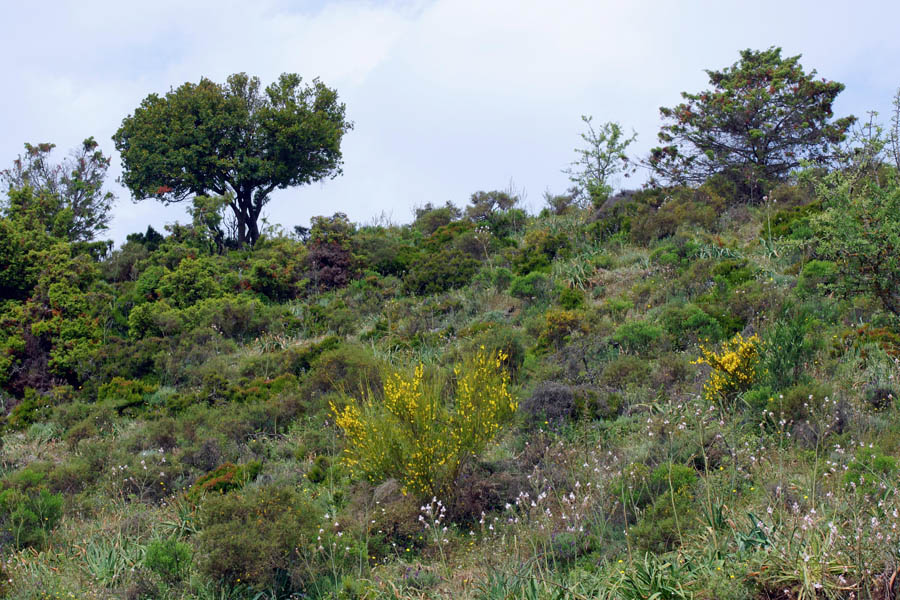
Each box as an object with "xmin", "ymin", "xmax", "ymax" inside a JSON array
[{"xmin": 3, "ymin": 0, "xmax": 900, "ymax": 245}]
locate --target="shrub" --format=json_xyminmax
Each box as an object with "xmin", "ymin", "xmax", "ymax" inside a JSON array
[
  {"xmin": 658, "ymin": 303, "xmax": 724, "ymax": 348},
  {"xmin": 693, "ymin": 332, "xmax": 763, "ymax": 407},
  {"xmin": 97, "ymin": 377, "xmax": 156, "ymax": 414},
  {"xmin": 796, "ymin": 260, "xmax": 838, "ymax": 297},
  {"xmin": 513, "ymin": 229, "xmax": 571, "ymax": 274},
  {"xmin": 558, "ymin": 286, "xmax": 586, "ymax": 309},
  {"xmin": 194, "ymin": 485, "xmax": 320, "ymax": 592},
  {"xmin": 403, "ymin": 248, "xmax": 480, "ymax": 296},
  {"xmin": 464, "ymin": 325, "xmax": 527, "ymax": 381},
  {"xmin": 600, "ymin": 355, "xmax": 652, "ymax": 388},
  {"xmin": 536, "ymin": 309, "xmax": 587, "ymax": 352},
  {"xmin": 303, "ymin": 343, "xmax": 382, "ymax": 400},
  {"xmin": 187, "ymin": 461, "xmax": 262, "ymax": 503},
  {"xmin": 144, "ymin": 538, "xmax": 192, "ymax": 582},
  {"xmin": 491, "ymin": 267, "xmax": 514, "ymax": 292},
  {"xmin": 630, "ymin": 487, "xmax": 696, "ymax": 553},
  {"xmin": 0, "ymin": 486, "xmax": 63, "ymax": 549},
  {"xmin": 157, "ymin": 257, "xmax": 224, "ymax": 308},
  {"xmin": 331, "ymin": 349, "xmax": 517, "ymax": 499},
  {"xmin": 613, "ymin": 320, "xmax": 665, "ymax": 355},
  {"xmin": 508, "ymin": 271, "xmax": 552, "ymax": 303},
  {"xmin": 761, "ymin": 315, "xmax": 814, "ymax": 390},
  {"xmin": 844, "ymin": 448, "xmax": 898, "ymax": 498},
  {"xmin": 521, "ymin": 382, "xmax": 575, "ymax": 423}
]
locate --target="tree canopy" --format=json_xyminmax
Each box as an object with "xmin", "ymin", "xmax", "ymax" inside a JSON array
[
  {"xmin": 113, "ymin": 72, "xmax": 352, "ymax": 246},
  {"xmin": 649, "ymin": 47, "xmax": 855, "ymax": 199},
  {"xmin": 1, "ymin": 138, "xmax": 115, "ymax": 243}
]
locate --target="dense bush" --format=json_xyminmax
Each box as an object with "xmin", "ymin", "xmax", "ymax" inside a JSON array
[
  {"xmin": 0, "ymin": 469, "xmax": 64, "ymax": 549},
  {"xmin": 403, "ymin": 248, "xmax": 480, "ymax": 296},
  {"xmin": 331, "ymin": 350, "xmax": 516, "ymax": 498},
  {"xmin": 613, "ymin": 320, "xmax": 665, "ymax": 355},
  {"xmin": 508, "ymin": 271, "xmax": 553, "ymax": 303},
  {"xmin": 194, "ymin": 485, "xmax": 322, "ymax": 592}
]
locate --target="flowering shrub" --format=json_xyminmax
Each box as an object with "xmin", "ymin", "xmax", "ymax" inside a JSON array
[
  {"xmin": 693, "ymin": 332, "xmax": 763, "ymax": 405},
  {"xmin": 331, "ymin": 349, "xmax": 517, "ymax": 498}
]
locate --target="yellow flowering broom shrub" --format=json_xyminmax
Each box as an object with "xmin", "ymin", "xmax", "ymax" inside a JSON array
[
  {"xmin": 330, "ymin": 349, "xmax": 516, "ymax": 498},
  {"xmin": 692, "ymin": 332, "xmax": 763, "ymax": 406}
]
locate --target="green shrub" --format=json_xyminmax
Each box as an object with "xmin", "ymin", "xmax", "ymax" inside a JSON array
[
  {"xmin": 508, "ymin": 271, "xmax": 552, "ymax": 303},
  {"xmin": 600, "ymin": 355, "xmax": 652, "ymax": 388},
  {"xmin": 613, "ymin": 320, "xmax": 665, "ymax": 355},
  {"xmin": 658, "ymin": 302, "xmax": 723, "ymax": 348},
  {"xmin": 194, "ymin": 485, "xmax": 321, "ymax": 592},
  {"xmin": 144, "ymin": 538, "xmax": 192, "ymax": 582},
  {"xmin": 558, "ymin": 286, "xmax": 586, "ymax": 309},
  {"xmin": 767, "ymin": 381, "xmax": 834, "ymax": 423},
  {"xmin": 97, "ymin": 377, "xmax": 156, "ymax": 414},
  {"xmin": 403, "ymin": 248, "xmax": 480, "ymax": 296},
  {"xmin": 631, "ymin": 487, "xmax": 696, "ymax": 553},
  {"xmin": 465, "ymin": 325, "xmax": 527, "ymax": 380},
  {"xmin": 303, "ymin": 343, "xmax": 382, "ymax": 399},
  {"xmin": 844, "ymin": 448, "xmax": 898, "ymax": 498},
  {"xmin": 797, "ymin": 260, "xmax": 838, "ymax": 297},
  {"xmin": 513, "ymin": 229, "xmax": 571, "ymax": 274},
  {"xmin": 5, "ymin": 388, "xmax": 54, "ymax": 431},
  {"xmin": 0, "ymin": 486, "xmax": 63, "ymax": 549},
  {"xmin": 492, "ymin": 267, "xmax": 514, "ymax": 292},
  {"xmin": 157, "ymin": 257, "xmax": 224, "ymax": 308},
  {"xmin": 761, "ymin": 315, "xmax": 815, "ymax": 390}
]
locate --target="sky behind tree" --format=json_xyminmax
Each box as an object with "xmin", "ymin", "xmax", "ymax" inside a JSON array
[{"xmin": 3, "ymin": 0, "xmax": 899, "ymax": 244}]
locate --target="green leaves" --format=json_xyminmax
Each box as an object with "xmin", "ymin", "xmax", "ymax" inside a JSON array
[
  {"xmin": 650, "ymin": 47, "xmax": 855, "ymax": 200},
  {"xmin": 114, "ymin": 72, "xmax": 352, "ymax": 246}
]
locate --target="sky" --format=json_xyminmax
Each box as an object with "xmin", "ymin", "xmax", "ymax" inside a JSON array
[{"xmin": 3, "ymin": 0, "xmax": 900, "ymax": 245}]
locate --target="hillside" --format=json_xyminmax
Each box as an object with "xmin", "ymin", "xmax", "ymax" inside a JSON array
[{"xmin": 3, "ymin": 162, "xmax": 900, "ymax": 600}]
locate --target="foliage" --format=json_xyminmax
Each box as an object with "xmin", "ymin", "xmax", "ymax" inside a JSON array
[
  {"xmin": 306, "ymin": 212, "xmax": 358, "ymax": 290},
  {"xmin": 613, "ymin": 320, "xmax": 665, "ymax": 355},
  {"xmin": 113, "ymin": 72, "xmax": 352, "ymax": 246},
  {"xmin": 618, "ymin": 553, "xmax": 693, "ymax": 600},
  {"xmin": 814, "ymin": 177, "xmax": 900, "ymax": 315},
  {"xmin": 693, "ymin": 332, "xmax": 763, "ymax": 405},
  {"xmin": 0, "ymin": 486, "xmax": 63, "ymax": 549},
  {"xmin": 194, "ymin": 485, "xmax": 320, "ymax": 592},
  {"xmin": 331, "ymin": 349, "xmax": 516, "ymax": 498},
  {"xmin": 563, "ymin": 116, "xmax": 637, "ymax": 208},
  {"xmin": 650, "ymin": 47, "xmax": 855, "ymax": 198},
  {"xmin": 1, "ymin": 138, "xmax": 115, "ymax": 242},
  {"xmin": 508, "ymin": 271, "xmax": 553, "ymax": 303},
  {"xmin": 404, "ymin": 248, "xmax": 480, "ymax": 296},
  {"xmin": 187, "ymin": 461, "xmax": 262, "ymax": 502},
  {"xmin": 144, "ymin": 537, "xmax": 192, "ymax": 582}
]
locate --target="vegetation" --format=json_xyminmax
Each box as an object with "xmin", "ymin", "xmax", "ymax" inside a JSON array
[
  {"xmin": 113, "ymin": 72, "xmax": 352, "ymax": 246},
  {"xmin": 650, "ymin": 47, "xmax": 856, "ymax": 198},
  {"xmin": 4, "ymin": 48, "xmax": 900, "ymax": 600}
]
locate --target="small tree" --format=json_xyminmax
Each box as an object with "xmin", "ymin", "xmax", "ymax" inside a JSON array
[
  {"xmin": 563, "ymin": 115, "xmax": 636, "ymax": 208},
  {"xmin": 1, "ymin": 138, "xmax": 114, "ymax": 242},
  {"xmin": 814, "ymin": 176, "xmax": 900, "ymax": 316},
  {"xmin": 114, "ymin": 72, "xmax": 352, "ymax": 246},
  {"xmin": 650, "ymin": 47, "xmax": 855, "ymax": 200}
]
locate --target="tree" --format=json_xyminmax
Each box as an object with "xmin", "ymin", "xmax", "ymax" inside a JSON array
[
  {"xmin": 1, "ymin": 138, "xmax": 115, "ymax": 242},
  {"xmin": 814, "ymin": 175, "xmax": 900, "ymax": 316},
  {"xmin": 649, "ymin": 47, "xmax": 855, "ymax": 200},
  {"xmin": 563, "ymin": 116, "xmax": 636, "ymax": 208},
  {"xmin": 113, "ymin": 72, "xmax": 352, "ymax": 246}
]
